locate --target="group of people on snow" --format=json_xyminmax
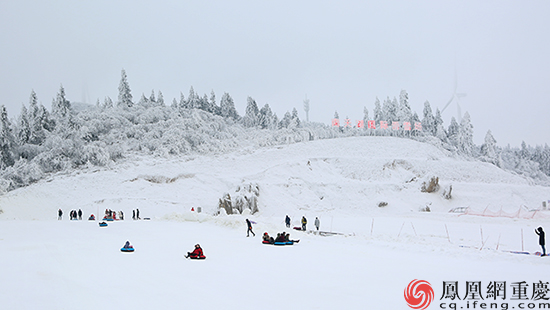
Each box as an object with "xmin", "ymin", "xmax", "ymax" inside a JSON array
[
  {"xmin": 63, "ymin": 209, "xmax": 82, "ymax": 220},
  {"xmin": 262, "ymin": 231, "xmax": 299, "ymax": 244},
  {"xmin": 284, "ymin": 215, "xmax": 320, "ymax": 231}
]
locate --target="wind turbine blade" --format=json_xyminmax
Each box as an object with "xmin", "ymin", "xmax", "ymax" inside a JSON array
[{"xmin": 441, "ymin": 95, "xmax": 455, "ymax": 113}]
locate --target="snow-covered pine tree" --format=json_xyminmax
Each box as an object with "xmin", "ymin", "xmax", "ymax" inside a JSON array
[
  {"xmin": 382, "ymin": 97, "xmax": 398, "ymax": 123},
  {"xmin": 103, "ymin": 97, "xmax": 114, "ymax": 109},
  {"xmin": 209, "ymin": 90, "xmax": 220, "ymax": 115},
  {"xmin": 279, "ymin": 111, "xmax": 292, "ymax": 129},
  {"xmin": 363, "ymin": 106, "xmax": 369, "ymax": 132},
  {"xmin": 447, "ymin": 116, "xmax": 459, "ymax": 148},
  {"xmin": 458, "ymin": 112, "xmax": 474, "ymax": 156},
  {"xmin": 220, "ymin": 93, "xmax": 239, "ymax": 121},
  {"xmin": 17, "ymin": 105, "xmax": 31, "ymax": 145},
  {"xmin": 422, "ymin": 101, "xmax": 435, "ymax": 136},
  {"xmin": 149, "ymin": 90, "xmax": 156, "ymax": 105},
  {"xmin": 0, "ymin": 105, "xmax": 15, "ymax": 169},
  {"xmin": 480, "ymin": 130, "xmax": 500, "ymax": 167},
  {"xmin": 52, "ymin": 84, "xmax": 71, "ymax": 120},
  {"xmin": 179, "ymin": 92, "xmax": 186, "ymax": 109},
  {"xmin": 186, "ymin": 86, "xmax": 199, "ymax": 109},
  {"xmin": 397, "ymin": 90, "xmax": 412, "ymax": 122},
  {"xmin": 157, "ymin": 91, "xmax": 165, "ymax": 107},
  {"xmin": 334, "ymin": 111, "xmax": 339, "ymax": 120},
  {"xmin": 373, "ymin": 97, "xmax": 382, "ymax": 122},
  {"xmin": 243, "ymin": 97, "xmax": 259, "ymax": 127},
  {"xmin": 259, "ymin": 104, "xmax": 274, "ymax": 129},
  {"xmin": 171, "ymin": 98, "xmax": 178, "ymax": 109},
  {"xmin": 291, "ymin": 107, "xmax": 301, "ymax": 128},
  {"xmin": 118, "ymin": 69, "xmax": 133, "ymax": 108}
]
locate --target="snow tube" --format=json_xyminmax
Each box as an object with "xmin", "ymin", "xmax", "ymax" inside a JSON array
[
  {"xmin": 188, "ymin": 256, "xmax": 206, "ymax": 260},
  {"xmin": 99, "ymin": 222, "xmax": 108, "ymax": 227},
  {"xmin": 262, "ymin": 240, "xmax": 272, "ymax": 244},
  {"xmin": 105, "ymin": 218, "xmax": 114, "ymax": 221},
  {"xmin": 274, "ymin": 241, "xmax": 294, "ymax": 246},
  {"xmin": 121, "ymin": 247, "xmax": 134, "ymax": 252}
]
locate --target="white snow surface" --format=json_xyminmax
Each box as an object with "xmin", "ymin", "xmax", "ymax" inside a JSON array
[{"xmin": 0, "ymin": 136, "xmax": 549, "ymax": 310}]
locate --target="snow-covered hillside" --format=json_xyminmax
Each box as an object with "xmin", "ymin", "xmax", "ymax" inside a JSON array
[
  {"xmin": 0, "ymin": 136, "xmax": 545, "ymax": 220},
  {"xmin": 1, "ymin": 136, "xmax": 549, "ymax": 310}
]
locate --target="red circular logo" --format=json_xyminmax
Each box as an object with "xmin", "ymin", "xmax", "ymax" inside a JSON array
[{"xmin": 404, "ymin": 279, "xmax": 434, "ymax": 309}]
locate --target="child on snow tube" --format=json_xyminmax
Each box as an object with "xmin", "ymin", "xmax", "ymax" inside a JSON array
[{"xmin": 186, "ymin": 244, "xmax": 206, "ymax": 259}]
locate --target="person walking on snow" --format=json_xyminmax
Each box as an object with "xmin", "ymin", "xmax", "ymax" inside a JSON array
[
  {"xmin": 301, "ymin": 216, "xmax": 307, "ymax": 231},
  {"xmin": 535, "ymin": 227, "xmax": 546, "ymax": 256},
  {"xmin": 246, "ymin": 219, "xmax": 255, "ymax": 237},
  {"xmin": 78, "ymin": 209, "xmax": 82, "ymax": 220},
  {"xmin": 314, "ymin": 217, "xmax": 320, "ymax": 231},
  {"xmin": 285, "ymin": 215, "xmax": 291, "ymax": 228},
  {"xmin": 58, "ymin": 209, "xmax": 63, "ymax": 220}
]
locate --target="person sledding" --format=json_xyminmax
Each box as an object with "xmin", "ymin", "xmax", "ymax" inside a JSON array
[
  {"xmin": 121, "ymin": 240, "xmax": 134, "ymax": 252},
  {"xmin": 185, "ymin": 244, "xmax": 206, "ymax": 259},
  {"xmin": 283, "ymin": 232, "xmax": 299, "ymax": 243},
  {"xmin": 262, "ymin": 232, "xmax": 274, "ymax": 244}
]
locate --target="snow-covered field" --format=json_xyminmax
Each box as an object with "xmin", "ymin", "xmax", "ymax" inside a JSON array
[{"xmin": 1, "ymin": 136, "xmax": 549, "ymax": 309}]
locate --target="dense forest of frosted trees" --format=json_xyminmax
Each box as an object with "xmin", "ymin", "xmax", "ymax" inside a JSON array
[{"xmin": 0, "ymin": 69, "xmax": 548, "ymax": 193}]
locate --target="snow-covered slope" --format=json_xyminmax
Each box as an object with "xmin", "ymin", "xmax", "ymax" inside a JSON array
[{"xmin": 0, "ymin": 136, "xmax": 545, "ymax": 221}]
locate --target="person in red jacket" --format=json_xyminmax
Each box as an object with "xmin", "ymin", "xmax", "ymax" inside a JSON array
[{"xmin": 185, "ymin": 244, "xmax": 206, "ymax": 259}]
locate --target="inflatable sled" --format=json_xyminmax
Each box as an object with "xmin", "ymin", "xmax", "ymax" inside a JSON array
[
  {"xmin": 121, "ymin": 247, "xmax": 135, "ymax": 252},
  {"xmin": 262, "ymin": 240, "xmax": 273, "ymax": 245},
  {"xmin": 187, "ymin": 256, "xmax": 206, "ymax": 260},
  {"xmin": 274, "ymin": 241, "xmax": 294, "ymax": 246},
  {"xmin": 99, "ymin": 222, "xmax": 108, "ymax": 227},
  {"xmin": 293, "ymin": 226, "xmax": 303, "ymax": 231}
]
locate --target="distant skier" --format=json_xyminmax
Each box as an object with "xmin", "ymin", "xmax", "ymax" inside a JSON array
[
  {"xmin": 314, "ymin": 217, "xmax": 320, "ymax": 231},
  {"xmin": 78, "ymin": 209, "xmax": 82, "ymax": 220},
  {"xmin": 58, "ymin": 209, "xmax": 63, "ymax": 220},
  {"xmin": 535, "ymin": 227, "xmax": 546, "ymax": 256},
  {"xmin": 246, "ymin": 219, "xmax": 255, "ymax": 237},
  {"xmin": 285, "ymin": 215, "xmax": 291, "ymax": 228},
  {"xmin": 301, "ymin": 216, "xmax": 307, "ymax": 231}
]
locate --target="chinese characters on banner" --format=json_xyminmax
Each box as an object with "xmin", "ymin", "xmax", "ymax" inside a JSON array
[{"xmin": 331, "ymin": 119, "xmax": 422, "ymax": 131}]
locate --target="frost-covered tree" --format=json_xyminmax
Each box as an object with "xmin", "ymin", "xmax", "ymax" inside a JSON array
[
  {"xmin": 334, "ymin": 111, "xmax": 339, "ymax": 120},
  {"xmin": 149, "ymin": 90, "xmax": 156, "ymax": 104},
  {"xmin": 279, "ymin": 111, "xmax": 292, "ymax": 129},
  {"xmin": 220, "ymin": 93, "xmax": 239, "ymax": 120},
  {"xmin": 458, "ymin": 112, "xmax": 474, "ymax": 156},
  {"xmin": 17, "ymin": 105, "xmax": 31, "ymax": 145},
  {"xmin": 179, "ymin": 92, "xmax": 186, "ymax": 109},
  {"xmin": 52, "ymin": 84, "xmax": 71, "ymax": 119},
  {"xmin": 447, "ymin": 117, "xmax": 459, "ymax": 147},
  {"xmin": 480, "ymin": 130, "xmax": 500, "ymax": 166},
  {"xmin": 157, "ymin": 91, "xmax": 165, "ymax": 107},
  {"xmin": 0, "ymin": 105, "xmax": 15, "ymax": 169},
  {"xmin": 243, "ymin": 97, "xmax": 259, "ymax": 127},
  {"xmin": 382, "ymin": 97, "xmax": 398, "ymax": 122},
  {"xmin": 258, "ymin": 104, "xmax": 276, "ymax": 129},
  {"xmin": 373, "ymin": 97, "xmax": 382, "ymax": 121},
  {"xmin": 397, "ymin": 90, "xmax": 412, "ymax": 122},
  {"xmin": 363, "ymin": 107, "xmax": 369, "ymax": 131},
  {"xmin": 118, "ymin": 69, "xmax": 133, "ymax": 108},
  {"xmin": 291, "ymin": 107, "xmax": 301, "ymax": 128},
  {"xmin": 171, "ymin": 98, "xmax": 178, "ymax": 109},
  {"xmin": 422, "ymin": 101, "xmax": 435, "ymax": 136},
  {"xmin": 209, "ymin": 90, "xmax": 220, "ymax": 115},
  {"xmin": 103, "ymin": 97, "xmax": 114, "ymax": 109},
  {"xmin": 186, "ymin": 86, "xmax": 199, "ymax": 109}
]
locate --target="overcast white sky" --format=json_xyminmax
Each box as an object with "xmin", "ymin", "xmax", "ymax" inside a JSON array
[{"xmin": 1, "ymin": 1, "xmax": 549, "ymax": 146}]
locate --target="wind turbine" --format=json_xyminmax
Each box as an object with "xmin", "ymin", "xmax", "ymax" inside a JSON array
[{"xmin": 441, "ymin": 69, "xmax": 467, "ymax": 122}]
